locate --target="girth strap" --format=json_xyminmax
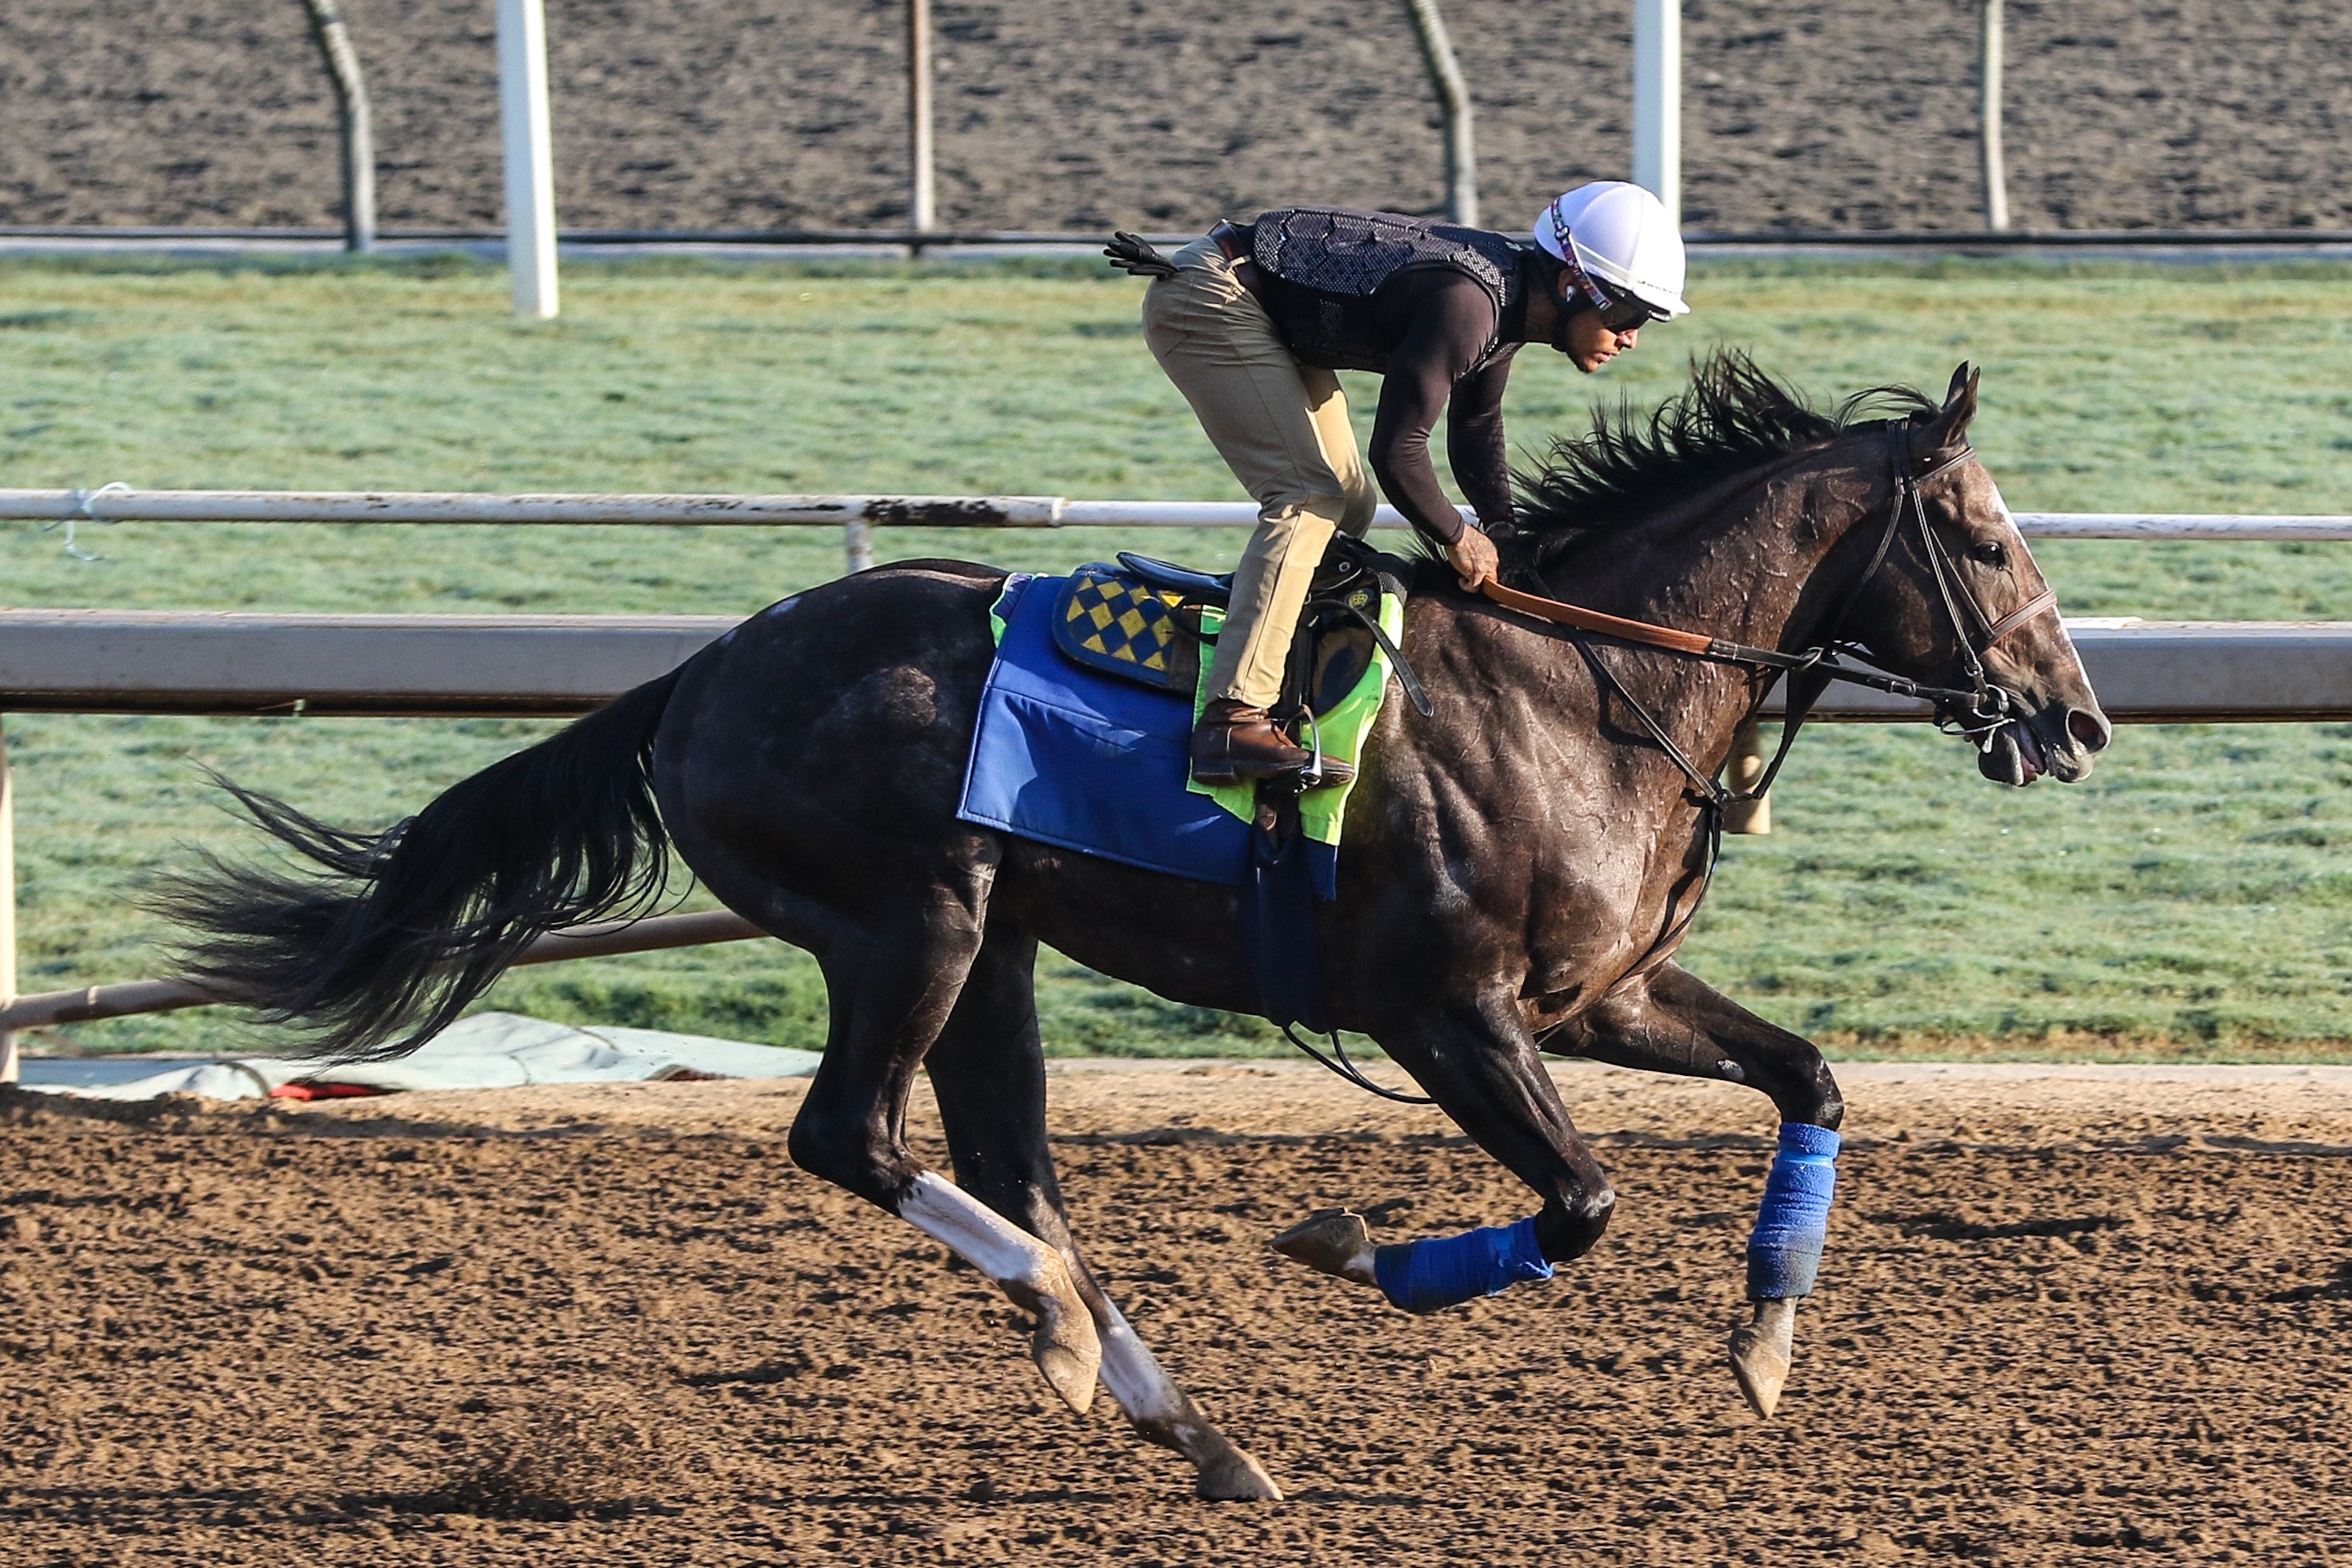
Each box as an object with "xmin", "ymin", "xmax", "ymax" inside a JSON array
[{"xmin": 1320, "ymin": 591, "xmax": 1434, "ymax": 718}]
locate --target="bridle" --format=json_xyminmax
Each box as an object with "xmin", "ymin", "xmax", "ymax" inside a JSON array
[
  {"xmin": 1480, "ymin": 418, "xmax": 2059, "ymax": 972},
  {"xmin": 1279, "ymin": 420, "xmax": 2060, "ymax": 1102}
]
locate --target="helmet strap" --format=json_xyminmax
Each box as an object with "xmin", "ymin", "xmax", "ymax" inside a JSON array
[
  {"xmin": 1560, "ymin": 256, "xmax": 1616, "ymax": 316},
  {"xmin": 1548, "ymin": 258, "xmax": 1601, "ymax": 352}
]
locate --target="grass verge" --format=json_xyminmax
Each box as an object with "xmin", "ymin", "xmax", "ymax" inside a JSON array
[{"xmin": 2, "ymin": 254, "xmax": 2349, "ymax": 1060}]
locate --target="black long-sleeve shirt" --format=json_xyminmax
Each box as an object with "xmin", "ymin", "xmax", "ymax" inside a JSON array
[{"xmin": 1356, "ymin": 268, "xmax": 1528, "ymax": 546}]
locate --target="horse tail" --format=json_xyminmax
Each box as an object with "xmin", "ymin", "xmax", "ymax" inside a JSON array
[{"xmin": 155, "ymin": 667, "xmax": 686, "ymax": 1062}]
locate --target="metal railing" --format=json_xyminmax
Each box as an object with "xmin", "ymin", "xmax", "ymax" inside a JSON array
[
  {"xmin": 2, "ymin": 487, "xmax": 2345, "ymax": 1079},
  {"xmin": 7, "ymin": 488, "xmax": 2350, "ymax": 577}
]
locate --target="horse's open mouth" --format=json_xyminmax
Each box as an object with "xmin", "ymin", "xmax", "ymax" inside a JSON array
[
  {"xmin": 1980, "ymin": 710, "xmax": 2113, "ymax": 786},
  {"xmin": 1979, "ymin": 718, "xmax": 2046, "ymax": 786}
]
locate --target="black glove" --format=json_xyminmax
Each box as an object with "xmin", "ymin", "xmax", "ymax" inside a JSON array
[{"xmin": 1103, "ymin": 231, "xmax": 1179, "ymax": 280}]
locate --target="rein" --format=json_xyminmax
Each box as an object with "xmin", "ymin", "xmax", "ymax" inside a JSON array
[
  {"xmin": 1278, "ymin": 424, "xmax": 2061, "ymax": 1101},
  {"xmin": 1482, "ymin": 423, "xmax": 2058, "ymax": 977}
]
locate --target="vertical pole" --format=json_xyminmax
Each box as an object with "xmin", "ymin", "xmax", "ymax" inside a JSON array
[
  {"xmin": 844, "ymin": 520, "xmax": 875, "ymax": 574},
  {"xmin": 907, "ymin": 0, "xmax": 936, "ymax": 242},
  {"xmin": 0, "ymin": 723, "xmax": 17, "ymax": 1085},
  {"xmin": 1980, "ymin": 0, "xmax": 2010, "ymax": 232},
  {"xmin": 300, "ymin": 0, "xmax": 377, "ymax": 253},
  {"xmin": 497, "ymin": 0, "xmax": 560, "ymax": 318},
  {"xmin": 1631, "ymin": 0, "xmax": 1681, "ymax": 222},
  {"xmin": 1403, "ymin": 0, "xmax": 1478, "ymax": 227},
  {"xmin": 1723, "ymin": 718, "xmax": 1772, "ymax": 835}
]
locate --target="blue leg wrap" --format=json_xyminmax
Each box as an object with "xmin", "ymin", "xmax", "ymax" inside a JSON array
[
  {"xmin": 1746, "ymin": 1122, "xmax": 1841, "ymax": 1299},
  {"xmin": 1372, "ymin": 1215, "xmax": 1554, "ymax": 1314}
]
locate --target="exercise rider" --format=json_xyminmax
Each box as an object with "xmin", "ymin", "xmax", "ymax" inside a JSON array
[{"xmin": 1117, "ymin": 181, "xmax": 1690, "ymax": 786}]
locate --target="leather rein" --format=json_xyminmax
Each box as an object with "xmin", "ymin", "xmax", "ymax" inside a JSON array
[{"xmin": 1480, "ymin": 421, "xmax": 2059, "ymax": 971}]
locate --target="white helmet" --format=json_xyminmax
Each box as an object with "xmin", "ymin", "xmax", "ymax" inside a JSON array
[{"xmin": 1533, "ymin": 181, "xmax": 1689, "ymax": 319}]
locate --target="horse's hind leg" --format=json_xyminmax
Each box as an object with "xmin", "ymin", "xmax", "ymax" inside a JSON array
[
  {"xmin": 1545, "ymin": 961, "xmax": 1845, "ymax": 1421},
  {"xmin": 924, "ymin": 925, "xmax": 1281, "ymax": 1502},
  {"xmin": 785, "ymin": 910, "xmax": 1102, "ymax": 1415}
]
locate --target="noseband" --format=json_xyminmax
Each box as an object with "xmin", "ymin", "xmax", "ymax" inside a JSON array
[
  {"xmin": 1482, "ymin": 419, "xmax": 2058, "ymax": 801},
  {"xmin": 1837, "ymin": 422, "xmax": 2057, "ymax": 747},
  {"xmin": 1479, "ymin": 419, "xmax": 2060, "ymax": 973}
]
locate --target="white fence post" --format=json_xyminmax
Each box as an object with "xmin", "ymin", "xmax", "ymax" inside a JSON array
[
  {"xmin": 0, "ymin": 723, "xmax": 16, "ymax": 1084},
  {"xmin": 1980, "ymin": 0, "xmax": 2010, "ymax": 232},
  {"xmin": 844, "ymin": 519, "xmax": 876, "ymax": 573},
  {"xmin": 1632, "ymin": 0, "xmax": 1681, "ymax": 221},
  {"xmin": 1723, "ymin": 717, "xmax": 1771, "ymax": 835},
  {"xmin": 907, "ymin": 0, "xmax": 936, "ymax": 239},
  {"xmin": 497, "ymin": 0, "xmax": 560, "ymax": 319}
]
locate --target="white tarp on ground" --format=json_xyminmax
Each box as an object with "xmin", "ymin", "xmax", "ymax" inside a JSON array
[{"xmin": 26, "ymin": 1012, "xmax": 824, "ymax": 1102}]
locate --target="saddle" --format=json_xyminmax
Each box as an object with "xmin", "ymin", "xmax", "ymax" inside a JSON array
[{"xmin": 1048, "ymin": 532, "xmax": 1429, "ymax": 726}]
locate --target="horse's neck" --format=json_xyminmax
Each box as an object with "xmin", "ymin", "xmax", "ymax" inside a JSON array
[
  {"xmin": 1489, "ymin": 450, "xmax": 1880, "ymax": 777},
  {"xmin": 1549, "ymin": 452, "xmax": 1870, "ymax": 658}
]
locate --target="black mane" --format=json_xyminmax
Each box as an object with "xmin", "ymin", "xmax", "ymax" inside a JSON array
[{"xmin": 1504, "ymin": 352, "xmax": 1937, "ymax": 571}]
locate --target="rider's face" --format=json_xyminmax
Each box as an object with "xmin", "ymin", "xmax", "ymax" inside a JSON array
[
  {"xmin": 1552, "ymin": 274, "xmax": 1646, "ymax": 373},
  {"xmin": 1557, "ymin": 293, "xmax": 1640, "ymax": 372}
]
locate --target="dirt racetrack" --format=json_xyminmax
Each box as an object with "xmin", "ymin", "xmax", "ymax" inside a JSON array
[
  {"xmin": 5, "ymin": 0, "xmax": 2350, "ymax": 235},
  {"xmin": 3, "ymin": 1059, "xmax": 2350, "ymax": 1566}
]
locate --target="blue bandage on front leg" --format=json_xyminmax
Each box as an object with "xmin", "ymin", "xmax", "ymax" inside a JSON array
[
  {"xmin": 1372, "ymin": 1215, "xmax": 1555, "ymax": 1314},
  {"xmin": 1746, "ymin": 1122, "xmax": 1841, "ymax": 1299}
]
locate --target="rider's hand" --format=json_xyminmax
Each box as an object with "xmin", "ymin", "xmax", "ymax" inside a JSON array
[{"xmin": 1445, "ymin": 527, "xmax": 1500, "ymax": 592}]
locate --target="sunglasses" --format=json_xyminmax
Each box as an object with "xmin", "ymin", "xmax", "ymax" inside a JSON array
[{"xmin": 1588, "ymin": 288, "xmax": 1659, "ymax": 334}]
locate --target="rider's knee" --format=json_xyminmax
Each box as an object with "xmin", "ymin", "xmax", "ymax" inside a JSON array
[{"xmin": 1256, "ymin": 489, "xmax": 1350, "ymax": 546}]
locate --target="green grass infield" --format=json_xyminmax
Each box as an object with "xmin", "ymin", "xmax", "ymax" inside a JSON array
[{"xmin": 2, "ymin": 252, "xmax": 2350, "ymax": 1061}]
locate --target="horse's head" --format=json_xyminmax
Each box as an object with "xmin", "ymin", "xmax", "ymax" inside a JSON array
[{"xmin": 1832, "ymin": 365, "xmax": 2111, "ymax": 785}]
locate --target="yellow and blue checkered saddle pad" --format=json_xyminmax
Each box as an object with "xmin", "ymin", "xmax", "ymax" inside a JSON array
[{"xmin": 1048, "ymin": 564, "xmax": 1201, "ymax": 695}]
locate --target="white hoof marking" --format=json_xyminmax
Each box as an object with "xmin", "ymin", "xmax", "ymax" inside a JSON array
[{"xmin": 900, "ymin": 1172, "xmax": 1101, "ymax": 1414}]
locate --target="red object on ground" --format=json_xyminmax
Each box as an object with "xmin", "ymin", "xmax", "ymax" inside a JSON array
[{"xmin": 268, "ymin": 1081, "xmax": 387, "ymax": 1101}]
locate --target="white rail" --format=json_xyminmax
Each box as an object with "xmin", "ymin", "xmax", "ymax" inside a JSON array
[{"xmin": 5, "ymin": 490, "xmax": 2350, "ymax": 577}]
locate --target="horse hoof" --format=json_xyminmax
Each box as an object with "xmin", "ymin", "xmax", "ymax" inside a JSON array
[
  {"xmin": 1193, "ymin": 1446, "xmax": 1284, "ymax": 1503},
  {"xmin": 1729, "ymin": 1297, "xmax": 1798, "ymax": 1420},
  {"xmin": 1269, "ymin": 1208, "xmax": 1378, "ymax": 1285},
  {"xmin": 1033, "ymin": 1329, "xmax": 1101, "ymax": 1416},
  {"xmin": 1008, "ymin": 1266, "xmax": 1102, "ymax": 1416}
]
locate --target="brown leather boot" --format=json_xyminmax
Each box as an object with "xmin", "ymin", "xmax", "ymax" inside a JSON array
[{"xmin": 1189, "ymin": 700, "xmax": 1355, "ymax": 788}]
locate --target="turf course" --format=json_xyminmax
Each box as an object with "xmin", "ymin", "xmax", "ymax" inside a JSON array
[{"xmin": 2, "ymin": 252, "xmax": 2349, "ymax": 1060}]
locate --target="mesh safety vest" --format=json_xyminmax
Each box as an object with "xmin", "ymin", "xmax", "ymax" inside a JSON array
[{"xmin": 1248, "ymin": 207, "xmax": 1534, "ymax": 372}]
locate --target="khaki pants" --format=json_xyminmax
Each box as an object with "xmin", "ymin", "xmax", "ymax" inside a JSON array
[{"xmin": 1141, "ymin": 238, "xmax": 1376, "ymax": 710}]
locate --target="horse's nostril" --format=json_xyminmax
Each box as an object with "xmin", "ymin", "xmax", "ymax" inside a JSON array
[{"xmin": 2067, "ymin": 708, "xmax": 2112, "ymax": 752}]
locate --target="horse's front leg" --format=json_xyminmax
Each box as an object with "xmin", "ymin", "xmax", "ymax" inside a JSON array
[
  {"xmin": 1271, "ymin": 995, "xmax": 1616, "ymax": 1313},
  {"xmin": 1545, "ymin": 961, "xmax": 1845, "ymax": 1419}
]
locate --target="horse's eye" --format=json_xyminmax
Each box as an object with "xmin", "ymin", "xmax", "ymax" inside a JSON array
[{"xmin": 1968, "ymin": 539, "xmax": 2008, "ymax": 568}]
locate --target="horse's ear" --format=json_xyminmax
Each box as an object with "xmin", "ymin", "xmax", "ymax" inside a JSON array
[{"xmin": 1914, "ymin": 362, "xmax": 1980, "ymax": 456}]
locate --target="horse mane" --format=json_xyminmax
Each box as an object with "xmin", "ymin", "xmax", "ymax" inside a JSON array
[{"xmin": 1501, "ymin": 351, "xmax": 1940, "ymax": 573}]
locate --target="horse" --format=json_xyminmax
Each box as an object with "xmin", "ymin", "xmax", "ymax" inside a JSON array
[{"xmin": 162, "ymin": 354, "xmax": 2109, "ymax": 1502}]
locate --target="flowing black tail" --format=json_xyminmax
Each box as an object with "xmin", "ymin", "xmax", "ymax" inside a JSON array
[{"xmin": 154, "ymin": 668, "xmax": 686, "ymax": 1061}]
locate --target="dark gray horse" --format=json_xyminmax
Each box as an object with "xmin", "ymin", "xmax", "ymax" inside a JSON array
[{"xmin": 166, "ymin": 358, "xmax": 2107, "ymax": 1500}]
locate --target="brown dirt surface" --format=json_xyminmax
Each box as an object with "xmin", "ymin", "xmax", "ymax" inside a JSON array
[
  {"xmin": 3, "ymin": 1059, "xmax": 2350, "ymax": 1566},
  {"xmin": 2, "ymin": 1, "xmax": 2348, "ymax": 235}
]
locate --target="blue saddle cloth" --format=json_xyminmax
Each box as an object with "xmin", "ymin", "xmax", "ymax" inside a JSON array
[{"xmin": 957, "ymin": 573, "xmax": 1338, "ymax": 896}]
